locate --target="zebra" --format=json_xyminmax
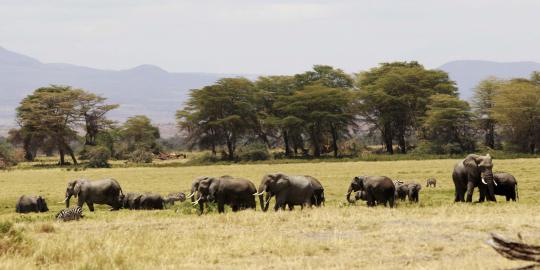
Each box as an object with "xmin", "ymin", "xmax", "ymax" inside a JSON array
[{"xmin": 55, "ymin": 206, "xmax": 83, "ymax": 222}]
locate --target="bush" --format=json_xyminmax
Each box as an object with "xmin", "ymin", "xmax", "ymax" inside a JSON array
[
  {"xmin": 86, "ymin": 146, "xmax": 111, "ymax": 168},
  {"xmin": 198, "ymin": 153, "xmax": 221, "ymax": 163},
  {"xmin": 0, "ymin": 142, "xmax": 17, "ymax": 169},
  {"xmin": 237, "ymin": 143, "xmax": 270, "ymax": 161},
  {"xmin": 129, "ymin": 149, "xmax": 154, "ymax": 163},
  {"xmin": 412, "ymin": 140, "xmax": 474, "ymax": 155}
]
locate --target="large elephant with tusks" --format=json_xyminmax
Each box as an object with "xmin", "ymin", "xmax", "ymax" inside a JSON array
[
  {"xmin": 63, "ymin": 178, "xmax": 124, "ymax": 211},
  {"xmin": 452, "ymin": 154, "xmax": 496, "ymax": 202},
  {"xmin": 193, "ymin": 176, "xmax": 256, "ymax": 213},
  {"xmin": 255, "ymin": 173, "xmax": 319, "ymax": 211}
]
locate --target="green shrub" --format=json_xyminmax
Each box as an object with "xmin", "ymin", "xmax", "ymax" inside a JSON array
[
  {"xmin": 237, "ymin": 143, "xmax": 270, "ymax": 161},
  {"xmin": 129, "ymin": 149, "xmax": 154, "ymax": 163},
  {"xmin": 86, "ymin": 146, "xmax": 111, "ymax": 168},
  {"xmin": 197, "ymin": 153, "xmax": 221, "ymax": 163},
  {"xmin": 0, "ymin": 142, "xmax": 17, "ymax": 169}
]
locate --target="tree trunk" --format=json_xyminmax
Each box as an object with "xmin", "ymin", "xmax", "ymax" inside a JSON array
[
  {"xmin": 225, "ymin": 136, "xmax": 235, "ymax": 160},
  {"xmin": 311, "ymin": 128, "xmax": 321, "ymax": 157},
  {"xmin": 398, "ymin": 133, "xmax": 407, "ymax": 154},
  {"xmin": 64, "ymin": 143, "xmax": 78, "ymax": 165},
  {"xmin": 330, "ymin": 125, "xmax": 339, "ymax": 158},
  {"xmin": 283, "ymin": 130, "xmax": 291, "ymax": 157},
  {"xmin": 59, "ymin": 147, "xmax": 65, "ymax": 165},
  {"xmin": 23, "ymin": 138, "xmax": 34, "ymax": 161},
  {"xmin": 485, "ymin": 121, "xmax": 495, "ymax": 149},
  {"xmin": 382, "ymin": 123, "xmax": 394, "ymax": 155}
]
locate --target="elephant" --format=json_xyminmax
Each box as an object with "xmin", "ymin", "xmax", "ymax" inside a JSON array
[
  {"xmin": 492, "ymin": 172, "xmax": 518, "ymax": 201},
  {"xmin": 346, "ymin": 176, "xmax": 395, "ymax": 207},
  {"xmin": 406, "ymin": 183, "xmax": 422, "ymax": 203},
  {"xmin": 186, "ymin": 176, "xmax": 211, "ymax": 203},
  {"xmin": 15, "ymin": 195, "xmax": 49, "ymax": 213},
  {"xmin": 63, "ymin": 178, "xmax": 124, "ymax": 211},
  {"xmin": 452, "ymin": 154, "xmax": 496, "ymax": 202},
  {"xmin": 426, "ymin": 178, "xmax": 437, "ymax": 188},
  {"xmin": 306, "ymin": 176, "xmax": 325, "ymax": 207},
  {"xmin": 255, "ymin": 173, "xmax": 318, "ymax": 212},
  {"xmin": 122, "ymin": 192, "xmax": 143, "ymax": 210},
  {"xmin": 164, "ymin": 192, "xmax": 186, "ymax": 205},
  {"xmin": 354, "ymin": 190, "xmax": 367, "ymax": 201},
  {"xmin": 395, "ymin": 183, "xmax": 409, "ymax": 201},
  {"xmin": 140, "ymin": 193, "xmax": 164, "ymax": 210},
  {"xmin": 194, "ymin": 176, "xmax": 256, "ymax": 213}
]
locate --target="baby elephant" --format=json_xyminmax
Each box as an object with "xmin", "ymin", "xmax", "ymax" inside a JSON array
[
  {"xmin": 140, "ymin": 193, "xmax": 164, "ymax": 210},
  {"xmin": 164, "ymin": 192, "xmax": 186, "ymax": 205},
  {"xmin": 395, "ymin": 182, "xmax": 422, "ymax": 203},
  {"xmin": 122, "ymin": 192, "xmax": 143, "ymax": 210},
  {"xmin": 16, "ymin": 195, "xmax": 49, "ymax": 213},
  {"xmin": 426, "ymin": 178, "xmax": 437, "ymax": 188},
  {"xmin": 493, "ymin": 172, "xmax": 518, "ymax": 201},
  {"xmin": 407, "ymin": 183, "xmax": 422, "ymax": 203}
]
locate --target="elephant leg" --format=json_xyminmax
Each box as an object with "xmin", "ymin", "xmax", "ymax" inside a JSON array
[
  {"xmin": 232, "ymin": 205, "xmax": 239, "ymax": 212},
  {"xmin": 288, "ymin": 204, "xmax": 294, "ymax": 211},
  {"xmin": 218, "ymin": 202, "xmax": 225, "ymax": 213},
  {"xmin": 466, "ymin": 182, "xmax": 475, "ymax": 203},
  {"xmin": 198, "ymin": 201, "xmax": 204, "ymax": 214},
  {"xmin": 87, "ymin": 202, "xmax": 95, "ymax": 212},
  {"xmin": 78, "ymin": 197, "xmax": 85, "ymax": 208}
]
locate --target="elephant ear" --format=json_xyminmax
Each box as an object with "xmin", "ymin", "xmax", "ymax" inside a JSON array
[
  {"xmin": 274, "ymin": 173, "xmax": 290, "ymax": 191},
  {"xmin": 463, "ymin": 154, "xmax": 481, "ymax": 169},
  {"xmin": 208, "ymin": 178, "xmax": 220, "ymax": 196},
  {"xmin": 73, "ymin": 180, "xmax": 83, "ymax": 198}
]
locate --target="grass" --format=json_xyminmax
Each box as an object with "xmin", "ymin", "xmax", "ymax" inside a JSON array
[{"xmin": 1, "ymin": 158, "xmax": 540, "ymax": 269}]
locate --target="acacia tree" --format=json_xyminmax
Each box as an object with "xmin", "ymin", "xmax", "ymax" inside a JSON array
[
  {"xmin": 472, "ymin": 77, "xmax": 501, "ymax": 149},
  {"xmin": 356, "ymin": 62, "xmax": 458, "ymax": 154},
  {"xmin": 120, "ymin": 115, "xmax": 160, "ymax": 153},
  {"xmin": 277, "ymin": 84, "xmax": 355, "ymax": 157},
  {"xmin": 16, "ymin": 86, "xmax": 80, "ymax": 165},
  {"xmin": 492, "ymin": 77, "xmax": 540, "ymax": 153},
  {"xmin": 15, "ymin": 85, "xmax": 118, "ymax": 165},
  {"xmin": 421, "ymin": 94, "xmax": 475, "ymax": 154},
  {"xmin": 177, "ymin": 78, "xmax": 258, "ymax": 160},
  {"xmin": 76, "ymin": 92, "xmax": 119, "ymax": 146},
  {"xmin": 254, "ymin": 76, "xmax": 297, "ymax": 156}
]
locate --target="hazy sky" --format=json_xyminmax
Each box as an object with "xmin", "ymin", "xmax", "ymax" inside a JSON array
[{"xmin": 1, "ymin": 0, "xmax": 539, "ymax": 74}]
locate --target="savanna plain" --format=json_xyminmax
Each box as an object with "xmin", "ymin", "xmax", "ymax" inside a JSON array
[{"xmin": 1, "ymin": 158, "xmax": 539, "ymax": 270}]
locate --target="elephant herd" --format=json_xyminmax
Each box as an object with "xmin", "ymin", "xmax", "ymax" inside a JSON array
[
  {"xmin": 188, "ymin": 173, "xmax": 324, "ymax": 213},
  {"xmin": 14, "ymin": 154, "xmax": 519, "ymax": 216}
]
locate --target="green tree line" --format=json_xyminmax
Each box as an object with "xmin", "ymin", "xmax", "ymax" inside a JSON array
[
  {"xmin": 178, "ymin": 62, "xmax": 540, "ymax": 160},
  {"xmin": 1, "ymin": 61, "xmax": 539, "ymax": 168}
]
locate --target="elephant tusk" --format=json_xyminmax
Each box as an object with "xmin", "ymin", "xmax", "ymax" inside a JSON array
[
  {"xmin": 191, "ymin": 198, "xmax": 201, "ymax": 205},
  {"xmin": 57, "ymin": 197, "xmax": 68, "ymax": 204},
  {"xmin": 493, "ymin": 180, "xmax": 498, "ymax": 186},
  {"xmin": 481, "ymin": 178, "xmax": 487, "ymax": 185},
  {"xmin": 186, "ymin": 193, "xmax": 194, "ymax": 199},
  {"xmin": 253, "ymin": 192, "xmax": 264, "ymax": 196}
]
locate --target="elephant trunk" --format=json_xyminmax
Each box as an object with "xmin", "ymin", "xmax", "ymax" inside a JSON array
[
  {"xmin": 65, "ymin": 192, "xmax": 72, "ymax": 208},
  {"xmin": 483, "ymin": 171, "xmax": 496, "ymax": 202},
  {"xmin": 346, "ymin": 185, "xmax": 355, "ymax": 203}
]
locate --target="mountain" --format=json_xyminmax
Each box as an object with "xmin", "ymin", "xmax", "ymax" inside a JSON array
[
  {"xmin": 438, "ymin": 60, "xmax": 540, "ymax": 100},
  {"xmin": 0, "ymin": 46, "xmax": 253, "ymax": 137}
]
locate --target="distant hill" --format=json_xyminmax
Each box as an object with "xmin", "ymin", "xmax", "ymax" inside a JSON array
[
  {"xmin": 0, "ymin": 46, "xmax": 253, "ymax": 137},
  {"xmin": 2, "ymin": 46, "xmax": 540, "ymax": 137},
  {"xmin": 438, "ymin": 60, "xmax": 540, "ymax": 100}
]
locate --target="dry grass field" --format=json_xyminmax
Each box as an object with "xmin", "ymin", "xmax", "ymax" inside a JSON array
[{"xmin": 1, "ymin": 158, "xmax": 540, "ymax": 269}]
